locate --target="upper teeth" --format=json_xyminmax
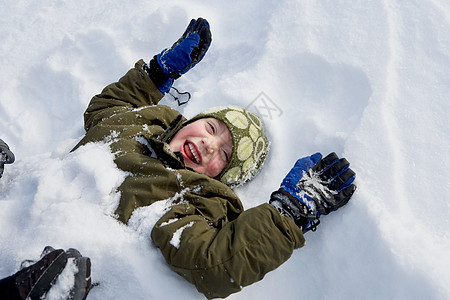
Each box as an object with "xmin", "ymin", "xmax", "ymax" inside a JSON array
[{"xmin": 188, "ymin": 143, "xmax": 199, "ymax": 163}]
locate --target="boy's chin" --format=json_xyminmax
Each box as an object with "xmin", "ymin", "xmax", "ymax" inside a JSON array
[
  {"xmin": 185, "ymin": 161, "xmax": 201, "ymax": 173},
  {"xmin": 189, "ymin": 164, "xmax": 215, "ymax": 178}
]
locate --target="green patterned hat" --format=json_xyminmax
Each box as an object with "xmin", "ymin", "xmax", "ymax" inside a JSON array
[{"xmin": 189, "ymin": 106, "xmax": 270, "ymax": 187}]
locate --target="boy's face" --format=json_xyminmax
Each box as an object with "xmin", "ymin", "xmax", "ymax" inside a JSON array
[{"xmin": 169, "ymin": 118, "xmax": 233, "ymax": 178}]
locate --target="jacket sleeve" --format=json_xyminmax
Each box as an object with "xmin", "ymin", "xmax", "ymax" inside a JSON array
[
  {"xmin": 83, "ymin": 60, "xmax": 164, "ymax": 132},
  {"xmin": 151, "ymin": 202, "xmax": 305, "ymax": 299}
]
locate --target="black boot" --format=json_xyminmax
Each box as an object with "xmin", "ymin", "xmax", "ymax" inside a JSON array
[
  {"xmin": 15, "ymin": 247, "xmax": 68, "ymax": 299},
  {"xmin": 65, "ymin": 248, "xmax": 92, "ymax": 300},
  {"xmin": 0, "ymin": 138, "xmax": 15, "ymax": 179}
]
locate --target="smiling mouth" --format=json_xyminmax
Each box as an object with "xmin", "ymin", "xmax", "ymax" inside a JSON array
[{"xmin": 184, "ymin": 141, "xmax": 201, "ymax": 164}]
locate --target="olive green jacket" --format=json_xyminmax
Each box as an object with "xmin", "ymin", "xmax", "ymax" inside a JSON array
[{"xmin": 74, "ymin": 60, "xmax": 305, "ymax": 299}]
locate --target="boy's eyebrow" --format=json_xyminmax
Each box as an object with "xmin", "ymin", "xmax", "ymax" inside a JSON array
[
  {"xmin": 214, "ymin": 119, "xmax": 233, "ymax": 150},
  {"xmin": 213, "ymin": 119, "xmax": 228, "ymax": 133}
]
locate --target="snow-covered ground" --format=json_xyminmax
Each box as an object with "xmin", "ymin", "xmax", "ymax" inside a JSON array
[{"xmin": 1, "ymin": 0, "xmax": 449, "ymax": 299}]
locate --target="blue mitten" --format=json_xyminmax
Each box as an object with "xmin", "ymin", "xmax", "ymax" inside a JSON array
[
  {"xmin": 145, "ymin": 18, "xmax": 212, "ymax": 94},
  {"xmin": 269, "ymin": 152, "xmax": 356, "ymax": 232}
]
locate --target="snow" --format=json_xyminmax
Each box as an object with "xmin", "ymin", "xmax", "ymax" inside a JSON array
[
  {"xmin": 1, "ymin": 0, "xmax": 449, "ymax": 299},
  {"xmin": 169, "ymin": 221, "xmax": 195, "ymax": 249},
  {"xmin": 46, "ymin": 258, "xmax": 78, "ymax": 300}
]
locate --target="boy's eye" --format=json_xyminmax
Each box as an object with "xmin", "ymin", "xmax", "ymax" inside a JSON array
[
  {"xmin": 223, "ymin": 151, "xmax": 230, "ymax": 162},
  {"xmin": 208, "ymin": 123, "xmax": 215, "ymax": 134}
]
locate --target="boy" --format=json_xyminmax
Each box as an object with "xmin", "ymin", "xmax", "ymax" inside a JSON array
[
  {"xmin": 1, "ymin": 18, "xmax": 356, "ymax": 299},
  {"xmin": 73, "ymin": 17, "xmax": 356, "ymax": 298}
]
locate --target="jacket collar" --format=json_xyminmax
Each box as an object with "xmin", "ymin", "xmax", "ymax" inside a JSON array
[
  {"xmin": 152, "ymin": 114, "xmax": 187, "ymax": 169},
  {"xmin": 158, "ymin": 114, "xmax": 185, "ymax": 144}
]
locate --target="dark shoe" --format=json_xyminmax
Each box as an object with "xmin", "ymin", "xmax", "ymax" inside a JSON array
[
  {"xmin": 19, "ymin": 246, "xmax": 57, "ymax": 271},
  {"xmin": 0, "ymin": 138, "xmax": 15, "ymax": 179},
  {"xmin": 15, "ymin": 248, "xmax": 68, "ymax": 300},
  {"xmin": 0, "ymin": 138, "xmax": 15, "ymax": 164},
  {"xmin": 66, "ymin": 248, "xmax": 92, "ymax": 300}
]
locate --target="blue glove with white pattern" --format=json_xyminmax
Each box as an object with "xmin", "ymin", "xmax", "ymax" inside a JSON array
[{"xmin": 270, "ymin": 152, "xmax": 356, "ymax": 232}]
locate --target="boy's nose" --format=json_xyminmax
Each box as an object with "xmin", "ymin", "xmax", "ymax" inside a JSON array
[{"xmin": 202, "ymin": 138, "xmax": 218, "ymax": 154}]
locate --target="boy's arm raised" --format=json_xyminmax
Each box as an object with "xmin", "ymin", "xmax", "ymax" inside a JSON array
[
  {"xmin": 83, "ymin": 18, "xmax": 211, "ymax": 132},
  {"xmin": 83, "ymin": 60, "xmax": 163, "ymax": 132}
]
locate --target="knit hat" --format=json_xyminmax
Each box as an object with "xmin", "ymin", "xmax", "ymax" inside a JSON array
[{"xmin": 189, "ymin": 106, "xmax": 269, "ymax": 187}]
